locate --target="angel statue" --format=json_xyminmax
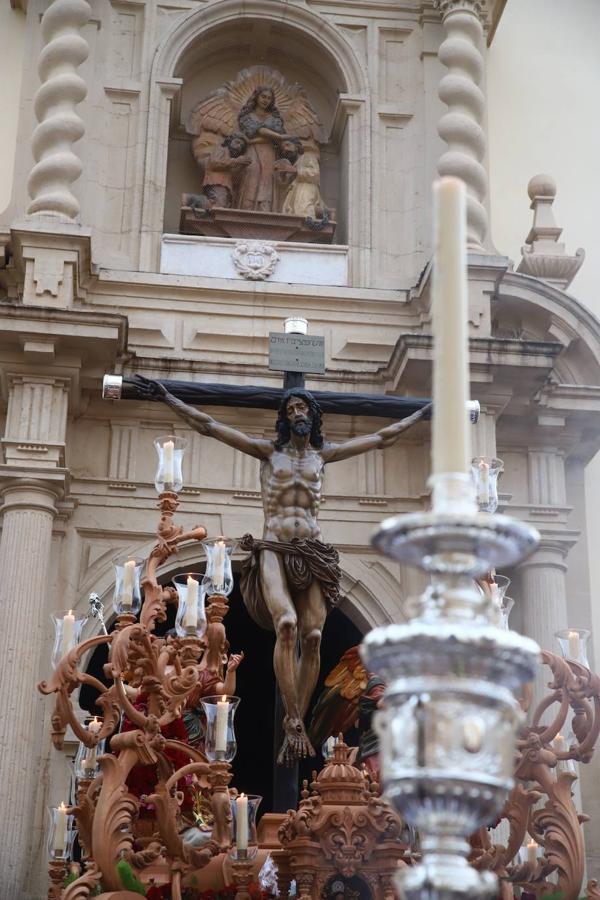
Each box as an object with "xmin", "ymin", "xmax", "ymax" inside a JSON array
[
  {"xmin": 309, "ymin": 645, "xmax": 385, "ymax": 784},
  {"xmin": 186, "ymin": 66, "xmax": 325, "ymax": 215}
]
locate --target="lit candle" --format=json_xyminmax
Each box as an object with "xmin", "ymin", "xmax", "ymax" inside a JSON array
[
  {"xmin": 431, "ymin": 177, "xmax": 471, "ymax": 475},
  {"xmin": 215, "ymin": 695, "xmax": 229, "ymax": 754},
  {"xmin": 568, "ymin": 630, "xmax": 581, "ymax": 660},
  {"xmin": 61, "ymin": 610, "xmax": 75, "ymax": 657},
  {"xmin": 121, "ymin": 559, "xmax": 136, "ymax": 609},
  {"xmin": 477, "ymin": 460, "xmax": 490, "ymax": 505},
  {"xmin": 163, "ymin": 440, "xmax": 175, "ymax": 485},
  {"xmin": 53, "ymin": 802, "xmax": 68, "ymax": 853},
  {"xmin": 527, "ymin": 839, "xmax": 538, "ymax": 867},
  {"xmin": 553, "ymin": 733, "xmax": 566, "ymax": 754},
  {"xmin": 183, "ymin": 575, "xmax": 199, "ymax": 630},
  {"xmin": 236, "ymin": 793, "xmax": 249, "ymax": 851},
  {"xmin": 214, "ymin": 540, "xmax": 226, "ymax": 592}
]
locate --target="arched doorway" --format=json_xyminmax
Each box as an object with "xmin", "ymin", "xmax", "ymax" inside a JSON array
[{"xmin": 80, "ymin": 563, "xmax": 364, "ymax": 814}]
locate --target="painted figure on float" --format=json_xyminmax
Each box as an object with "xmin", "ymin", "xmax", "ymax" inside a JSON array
[
  {"xmin": 138, "ymin": 377, "xmax": 430, "ymax": 764},
  {"xmin": 186, "ymin": 66, "xmax": 327, "ymax": 217}
]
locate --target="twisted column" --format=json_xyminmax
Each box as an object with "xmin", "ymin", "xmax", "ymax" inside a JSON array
[
  {"xmin": 27, "ymin": 0, "xmax": 91, "ymax": 219},
  {"xmin": 435, "ymin": 0, "xmax": 488, "ymax": 249},
  {"xmin": 0, "ymin": 481, "xmax": 60, "ymax": 898}
]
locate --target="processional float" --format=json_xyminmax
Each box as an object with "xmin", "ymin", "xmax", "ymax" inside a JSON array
[{"xmin": 39, "ymin": 179, "xmax": 600, "ymax": 900}]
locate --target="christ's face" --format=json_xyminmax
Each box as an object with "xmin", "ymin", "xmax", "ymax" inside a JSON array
[
  {"xmin": 286, "ymin": 397, "xmax": 311, "ymax": 436},
  {"xmin": 257, "ymin": 89, "xmax": 273, "ymax": 110}
]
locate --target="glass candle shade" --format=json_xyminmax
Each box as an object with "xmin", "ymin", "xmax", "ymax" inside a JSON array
[
  {"xmin": 74, "ymin": 718, "xmax": 105, "ymax": 779},
  {"xmin": 499, "ymin": 596, "xmax": 515, "ymax": 631},
  {"xmin": 51, "ymin": 610, "xmax": 88, "ymax": 669},
  {"xmin": 173, "ymin": 573, "xmax": 207, "ymax": 639},
  {"xmin": 113, "ymin": 556, "xmax": 144, "ymax": 616},
  {"xmin": 322, "ymin": 736, "xmax": 336, "ymax": 760},
  {"xmin": 229, "ymin": 794, "xmax": 262, "ymax": 860},
  {"xmin": 154, "ymin": 434, "xmax": 187, "ymax": 493},
  {"xmin": 200, "ymin": 695, "xmax": 240, "ymax": 762},
  {"xmin": 48, "ymin": 804, "xmax": 75, "ymax": 860},
  {"xmin": 556, "ymin": 628, "xmax": 591, "ymax": 667},
  {"xmin": 201, "ymin": 537, "xmax": 236, "ymax": 596},
  {"xmin": 471, "ymin": 456, "xmax": 504, "ymax": 513}
]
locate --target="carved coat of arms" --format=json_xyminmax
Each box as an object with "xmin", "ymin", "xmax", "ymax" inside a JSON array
[{"xmin": 232, "ymin": 240, "xmax": 279, "ymax": 280}]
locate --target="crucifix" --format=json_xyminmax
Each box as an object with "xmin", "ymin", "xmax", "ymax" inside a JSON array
[{"xmin": 103, "ymin": 318, "xmax": 477, "ymax": 810}]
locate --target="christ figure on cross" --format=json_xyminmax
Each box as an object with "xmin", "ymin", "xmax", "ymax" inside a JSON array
[{"xmin": 141, "ymin": 379, "xmax": 429, "ymax": 764}]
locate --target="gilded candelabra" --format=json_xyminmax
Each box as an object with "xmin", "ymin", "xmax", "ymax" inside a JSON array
[{"xmin": 39, "ymin": 433, "xmax": 257, "ymax": 900}]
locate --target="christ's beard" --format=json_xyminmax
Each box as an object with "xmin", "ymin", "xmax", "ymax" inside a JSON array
[{"xmin": 291, "ymin": 420, "xmax": 311, "ymax": 438}]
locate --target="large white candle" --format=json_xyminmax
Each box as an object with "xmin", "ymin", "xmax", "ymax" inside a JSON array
[
  {"xmin": 163, "ymin": 440, "xmax": 175, "ymax": 485},
  {"xmin": 61, "ymin": 610, "xmax": 75, "ymax": 657},
  {"xmin": 215, "ymin": 695, "xmax": 229, "ymax": 754},
  {"xmin": 236, "ymin": 793, "xmax": 249, "ymax": 851},
  {"xmin": 527, "ymin": 839, "xmax": 538, "ymax": 867},
  {"xmin": 183, "ymin": 575, "xmax": 199, "ymax": 629},
  {"xmin": 568, "ymin": 630, "xmax": 581, "ymax": 660},
  {"xmin": 53, "ymin": 803, "xmax": 68, "ymax": 853},
  {"xmin": 121, "ymin": 559, "xmax": 136, "ymax": 609},
  {"xmin": 431, "ymin": 177, "xmax": 471, "ymax": 475},
  {"xmin": 213, "ymin": 540, "xmax": 226, "ymax": 591}
]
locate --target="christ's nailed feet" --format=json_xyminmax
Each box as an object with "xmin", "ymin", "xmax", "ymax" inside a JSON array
[{"xmin": 277, "ymin": 715, "xmax": 316, "ymax": 766}]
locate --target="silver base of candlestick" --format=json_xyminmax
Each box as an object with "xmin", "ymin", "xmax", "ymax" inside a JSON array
[{"xmin": 362, "ymin": 475, "xmax": 540, "ymax": 899}]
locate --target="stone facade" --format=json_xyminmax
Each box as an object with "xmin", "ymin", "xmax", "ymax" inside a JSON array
[{"xmin": 1, "ymin": 1, "xmax": 600, "ymax": 897}]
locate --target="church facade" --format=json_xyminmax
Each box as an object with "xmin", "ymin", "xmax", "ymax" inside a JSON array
[{"xmin": 1, "ymin": 1, "xmax": 600, "ymax": 897}]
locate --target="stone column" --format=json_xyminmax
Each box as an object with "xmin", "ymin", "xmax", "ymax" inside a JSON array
[
  {"xmin": 27, "ymin": 0, "xmax": 91, "ymax": 218},
  {"xmin": 0, "ymin": 480, "xmax": 60, "ymax": 899},
  {"xmin": 520, "ymin": 449, "xmax": 570, "ymax": 700},
  {"xmin": 435, "ymin": 0, "xmax": 488, "ymax": 249}
]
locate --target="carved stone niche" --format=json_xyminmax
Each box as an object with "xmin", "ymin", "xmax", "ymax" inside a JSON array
[
  {"xmin": 179, "ymin": 66, "xmax": 336, "ymax": 244},
  {"xmin": 275, "ymin": 740, "xmax": 409, "ymax": 900}
]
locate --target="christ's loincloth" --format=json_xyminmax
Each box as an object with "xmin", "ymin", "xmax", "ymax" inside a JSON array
[{"xmin": 238, "ymin": 533, "xmax": 342, "ymax": 631}]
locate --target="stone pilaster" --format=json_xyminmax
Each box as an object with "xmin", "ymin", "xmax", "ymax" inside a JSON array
[
  {"xmin": 27, "ymin": 0, "xmax": 91, "ymax": 219},
  {"xmin": 2, "ymin": 375, "xmax": 69, "ymax": 467},
  {"xmin": 0, "ymin": 479, "xmax": 61, "ymax": 899},
  {"xmin": 435, "ymin": 0, "xmax": 488, "ymax": 249}
]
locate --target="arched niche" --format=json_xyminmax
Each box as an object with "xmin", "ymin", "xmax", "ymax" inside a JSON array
[{"xmin": 140, "ymin": 0, "xmax": 369, "ymax": 281}]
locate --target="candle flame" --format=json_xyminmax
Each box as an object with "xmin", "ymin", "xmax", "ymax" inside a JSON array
[
  {"xmin": 59, "ymin": 802, "xmax": 67, "ymax": 811},
  {"xmin": 68, "ymin": 609, "xmax": 72, "ymax": 616},
  {"xmin": 568, "ymin": 629, "xmax": 579, "ymax": 637},
  {"xmin": 240, "ymin": 792, "xmax": 245, "ymax": 799},
  {"xmin": 221, "ymin": 695, "xmax": 227, "ymax": 702}
]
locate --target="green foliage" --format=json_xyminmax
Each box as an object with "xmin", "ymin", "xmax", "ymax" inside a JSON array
[{"xmin": 116, "ymin": 859, "xmax": 147, "ymax": 896}]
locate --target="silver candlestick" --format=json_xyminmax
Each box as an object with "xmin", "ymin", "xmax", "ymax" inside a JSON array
[{"xmin": 362, "ymin": 473, "xmax": 540, "ymax": 899}]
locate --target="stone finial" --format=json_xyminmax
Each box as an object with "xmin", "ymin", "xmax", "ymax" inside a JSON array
[
  {"xmin": 517, "ymin": 174, "xmax": 585, "ymax": 290},
  {"xmin": 27, "ymin": 0, "xmax": 91, "ymax": 219},
  {"xmin": 435, "ymin": 0, "xmax": 489, "ymax": 250}
]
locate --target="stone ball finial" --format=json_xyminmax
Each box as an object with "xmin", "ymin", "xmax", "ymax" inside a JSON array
[{"xmin": 527, "ymin": 174, "xmax": 557, "ymax": 200}]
